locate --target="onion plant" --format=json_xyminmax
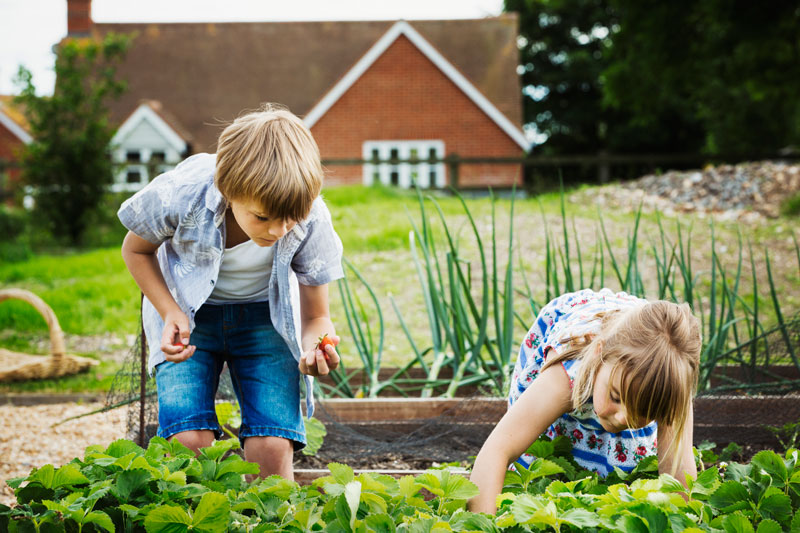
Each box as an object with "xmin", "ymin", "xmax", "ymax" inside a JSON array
[{"xmin": 329, "ymin": 184, "xmax": 800, "ymax": 398}]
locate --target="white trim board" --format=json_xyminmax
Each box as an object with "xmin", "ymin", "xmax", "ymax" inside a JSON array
[
  {"xmin": 112, "ymin": 103, "xmax": 188, "ymax": 153},
  {"xmin": 303, "ymin": 20, "xmax": 531, "ymax": 151},
  {"xmin": 0, "ymin": 107, "xmax": 32, "ymax": 144}
]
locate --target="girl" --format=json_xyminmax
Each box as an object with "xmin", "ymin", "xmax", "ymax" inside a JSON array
[{"xmin": 469, "ymin": 288, "xmax": 701, "ymax": 514}]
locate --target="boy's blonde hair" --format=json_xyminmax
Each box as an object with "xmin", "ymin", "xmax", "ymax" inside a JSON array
[
  {"xmin": 542, "ymin": 300, "xmax": 701, "ymax": 471},
  {"xmin": 215, "ymin": 103, "xmax": 323, "ymax": 221}
]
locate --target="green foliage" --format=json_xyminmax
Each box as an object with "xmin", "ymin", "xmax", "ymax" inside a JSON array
[
  {"xmin": 504, "ymin": 0, "xmax": 621, "ymax": 155},
  {"xmin": 603, "ymin": 0, "xmax": 800, "ymax": 156},
  {"xmin": 781, "ymin": 193, "xmax": 800, "ymax": 218},
  {"xmin": 14, "ymin": 32, "xmax": 131, "ymax": 245},
  {"xmin": 214, "ymin": 401, "xmax": 327, "ymax": 456},
  {"xmin": 6, "ymin": 437, "xmax": 799, "ymax": 531},
  {"xmin": 506, "ymin": 0, "xmax": 799, "ymax": 158}
]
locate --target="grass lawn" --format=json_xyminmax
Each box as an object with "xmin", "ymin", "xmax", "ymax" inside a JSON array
[{"xmin": 1, "ymin": 183, "xmax": 798, "ymax": 394}]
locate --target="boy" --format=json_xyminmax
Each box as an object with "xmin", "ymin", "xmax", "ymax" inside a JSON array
[{"xmin": 118, "ymin": 104, "xmax": 343, "ymax": 480}]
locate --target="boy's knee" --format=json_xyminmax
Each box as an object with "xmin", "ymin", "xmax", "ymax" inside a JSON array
[
  {"xmin": 245, "ymin": 435, "xmax": 293, "ymax": 455},
  {"xmin": 172, "ymin": 429, "xmax": 215, "ymax": 453}
]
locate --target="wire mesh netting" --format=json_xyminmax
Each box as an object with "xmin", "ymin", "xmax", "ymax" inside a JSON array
[{"xmin": 105, "ymin": 311, "xmax": 800, "ymax": 466}]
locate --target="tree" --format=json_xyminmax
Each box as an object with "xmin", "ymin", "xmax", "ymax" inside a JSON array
[
  {"xmin": 15, "ymin": 32, "xmax": 130, "ymax": 245},
  {"xmin": 603, "ymin": 0, "xmax": 800, "ymax": 156},
  {"xmin": 505, "ymin": 0, "xmax": 708, "ymax": 157}
]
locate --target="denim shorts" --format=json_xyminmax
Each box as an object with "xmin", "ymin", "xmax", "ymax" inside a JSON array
[{"xmin": 154, "ymin": 301, "xmax": 306, "ymax": 450}]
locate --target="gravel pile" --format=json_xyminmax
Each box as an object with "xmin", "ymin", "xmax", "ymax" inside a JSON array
[{"xmin": 621, "ymin": 160, "xmax": 800, "ymax": 218}]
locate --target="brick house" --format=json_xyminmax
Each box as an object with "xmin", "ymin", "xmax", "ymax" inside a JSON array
[
  {"xmin": 0, "ymin": 96, "xmax": 31, "ymax": 201},
  {"xmin": 67, "ymin": 0, "xmax": 529, "ymax": 190}
]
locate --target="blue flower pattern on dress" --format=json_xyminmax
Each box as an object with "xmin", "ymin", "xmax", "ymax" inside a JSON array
[{"xmin": 509, "ymin": 288, "xmax": 658, "ymax": 476}]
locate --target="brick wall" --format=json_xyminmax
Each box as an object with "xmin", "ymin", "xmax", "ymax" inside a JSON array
[
  {"xmin": 311, "ymin": 35, "xmax": 524, "ymax": 188},
  {"xmin": 0, "ymin": 123, "xmax": 24, "ymax": 196}
]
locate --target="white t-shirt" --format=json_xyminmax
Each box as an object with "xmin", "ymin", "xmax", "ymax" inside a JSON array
[{"xmin": 206, "ymin": 239, "xmax": 274, "ymax": 303}]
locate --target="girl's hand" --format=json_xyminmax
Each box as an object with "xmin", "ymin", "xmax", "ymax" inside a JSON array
[
  {"xmin": 161, "ymin": 310, "xmax": 196, "ymax": 362},
  {"xmin": 299, "ymin": 334, "xmax": 340, "ymax": 376}
]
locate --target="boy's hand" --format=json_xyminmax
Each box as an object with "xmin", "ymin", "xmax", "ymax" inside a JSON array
[
  {"xmin": 299, "ymin": 334, "xmax": 340, "ymax": 376},
  {"xmin": 161, "ymin": 310, "xmax": 196, "ymax": 362}
]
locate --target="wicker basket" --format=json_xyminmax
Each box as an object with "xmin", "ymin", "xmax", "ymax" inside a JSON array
[{"xmin": 0, "ymin": 288, "xmax": 98, "ymax": 382}]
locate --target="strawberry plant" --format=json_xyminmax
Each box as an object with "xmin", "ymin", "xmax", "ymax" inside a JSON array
[{"xmin": 2, "ymin": 436, "xmax": 800, "ymax": 532}]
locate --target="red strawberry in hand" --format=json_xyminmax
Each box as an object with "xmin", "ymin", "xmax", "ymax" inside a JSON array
[{"xmin": 317, "ymin": 334, "xmax": 335, "ymax": 362}]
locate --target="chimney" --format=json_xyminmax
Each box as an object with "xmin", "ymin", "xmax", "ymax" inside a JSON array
[{"xmin": 67, "ymin": 0, "xmax": 92, "ymax": 36}]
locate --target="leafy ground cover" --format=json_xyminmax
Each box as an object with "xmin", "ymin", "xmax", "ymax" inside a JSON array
[{"xmin": 2, "ymin": 436, "xmax": 799, "ymax": 532}]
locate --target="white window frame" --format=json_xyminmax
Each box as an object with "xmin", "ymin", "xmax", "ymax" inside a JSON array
[
  {"xmin": 111, "ymin": 147, "xmax": 182, "ymax": 192},
  {"xmin": 362, "ymin": 140, "xmax": 445, "ymax": 189}
]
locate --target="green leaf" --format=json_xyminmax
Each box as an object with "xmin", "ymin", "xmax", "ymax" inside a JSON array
[
  {"xmin": 5, "ymin": 476, "xmax": 25, "ymax": 490},
  {"xmin": 711, "ymin": 481, "xmax": 753, "ymax": 512},
  {"xmin": 511, "ymin": 494, "xmax": 557, "ymax": 528},
  {"xmin": 365, "ymin": 513, "xmax": 397, "ymax": 532},
  {"xmin": 328, "ymin": 463, "xmax": 355, "ymax": 485},
  {"xmin": 334, "ymin": 493, "xmax": 353, "ymax": 530},
  {"xmin": 791, "ymin": 511, "xmax": 800, "ymax": 533},
  {"xmin": 416, "ymin": 470, "xmax": 479, "ymax": 501},
  {"xmin": 144, "ymin": 504, "xmax": 192, "ymax": 533},
  {"xmin": 28, "ymin": 464, "xmax": 55, "ymax": 489},
  {"xmin": 116, "ymin": 469, "xmax": 153, "ymax": 500},
  {"xmin": 84, "ymin": 510, "xmax": 115, "ymax": 533},
  {"xmin": 449, "ymin": 511, "xmax": 499, "ymax": 533},
  {"xmin": 199, "ymin": 439, "xmax": 238, "ymax": 461},
  {"xmin": 302, "ymin": 416, "xmax": 327, "ymax": 456},
  {"xmin": 398, "ymin": 475, "xmax": 421, "ymax": 500},
  {"xmin": 752, "ymin": 451, "xmax": 788, "ymax": 487},
  {"xmin": 758, "ymin": 492, "xmax": 792, "ymax": 525},
  {"xmin": 628, "ymin": 502, "xmax": 669, "ymax": 533},
  {"xmin": 721, "ymin": 512, "xmax": 755, "ymax": 533},
  {"xmin": 756, "ymin": 519, "xmax": 784, "ymax": 533},
  {"xmin": 561, "ymin": 508, "xmax": 601, "ymax": 529},
  {"xmin": 343, "ymin": 481, "xmax": 362, "ymax": 530},
  {"xmin": 615, "ymin": 514, "xmax": 650, "ymax": 533},
  {"xmin": 52, "ymin": 464, "xmax": 89, "ymax": 489},
  {"xmin": 192, "ymin": 492, "xmax": 230, "ymax": 533},
  {"xmin": 692, "ymin": 466, "xmax": 721, "ymax": 497},
  {"xmin": 106, "ymin": 439, "xmax": 145, "ymax": 458},
  {"xmin": 726, "ymin": 462, "xmax": 753, "ymax": 482},
  {"xmin": 216, "ymin": 456, "xmax": 260, "ymax": 478},
  {"xmin": 525, "ymin": 439, "xmax": 554, "ymax": 459}
]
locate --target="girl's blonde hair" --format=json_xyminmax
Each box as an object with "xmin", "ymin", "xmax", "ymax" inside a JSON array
[
  {"xmin": 215, "ymin": 103, "xmax": 323, "ymax": 221},
  {"xmin": 542, "ymin": 300, "xmax": 701, "ymax": 471}
]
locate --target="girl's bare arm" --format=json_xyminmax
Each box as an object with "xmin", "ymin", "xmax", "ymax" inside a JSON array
[{"xmin": 468, "ymin": 365, "xmax": 573, "ymax": 515}]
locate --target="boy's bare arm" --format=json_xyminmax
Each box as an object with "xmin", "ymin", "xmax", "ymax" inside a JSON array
[
  {"xmin": 297, "ymin": 283, "xmax": 340, "ymax": 376},
  {"xmin": 121, "ymin": 231, "xmax": 195, "ymax": 362},
  {"xmin": 468, "ymin": 366, "xmax": 572, "ymax": 515}
]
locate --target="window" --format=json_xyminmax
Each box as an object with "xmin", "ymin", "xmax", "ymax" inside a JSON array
[
  {"xmin": 126, "ymin": 170, "xmax": 142, "ymax": 183},
  {"xmin": 362, "ymin": 140, "xmax": 445, "ymax": 188}
]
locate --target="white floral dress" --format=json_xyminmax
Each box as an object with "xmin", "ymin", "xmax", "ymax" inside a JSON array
[{"xmin": 509, "ymin": 288, "xmax": 658, "ymax": 475}]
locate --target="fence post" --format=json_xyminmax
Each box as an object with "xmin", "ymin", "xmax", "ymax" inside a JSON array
[{"xmin": 446, "ymin": 153, "xmax": 460, "ymax": 190}]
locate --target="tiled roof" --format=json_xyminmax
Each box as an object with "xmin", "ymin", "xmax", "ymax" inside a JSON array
[
  {"xmin": 0, "ymin": 95, "xmax": 30, "ymax": 132},
  {"xmin": 92, "ymin": 16, "xmax": 522, "ymax": 152}
]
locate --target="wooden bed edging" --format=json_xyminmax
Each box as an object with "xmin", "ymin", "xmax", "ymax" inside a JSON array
[{"xmin": 315, "ymin": 395, "xmax": 800, "ymax": 447}]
